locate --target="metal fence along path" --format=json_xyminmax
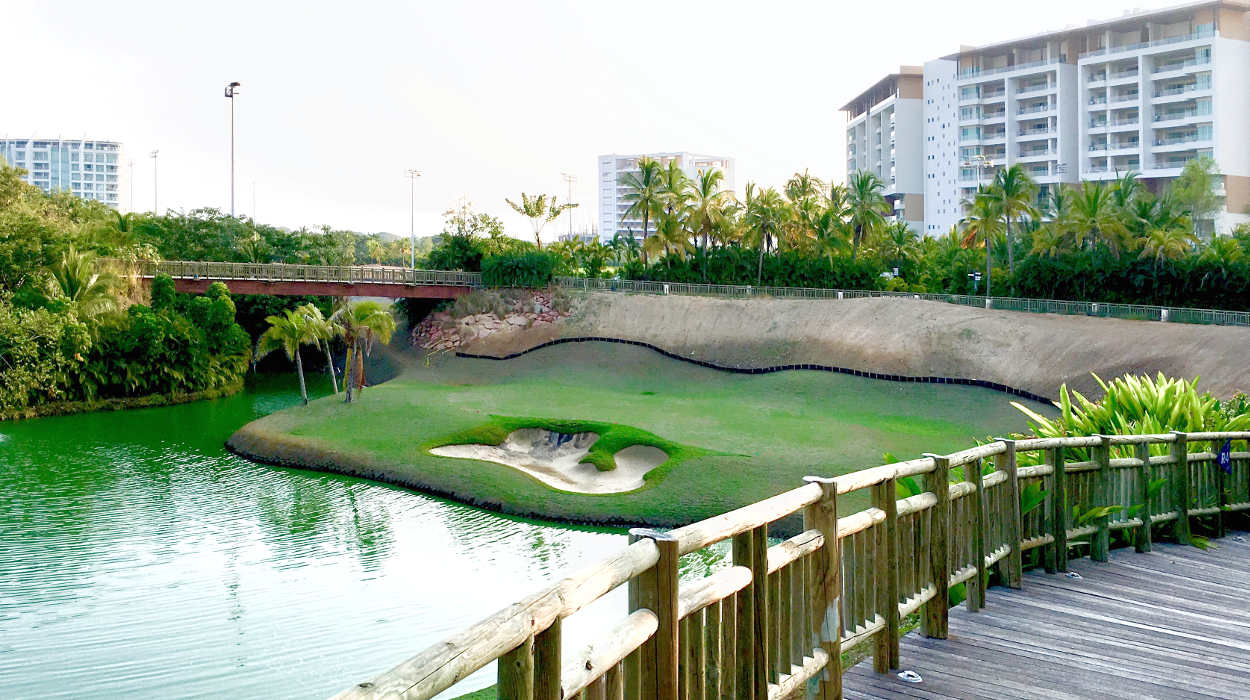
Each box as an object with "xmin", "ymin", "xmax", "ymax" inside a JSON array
[{"xmin": 125, "ymin": 260, "xmax": 1250, "ymax": 328}]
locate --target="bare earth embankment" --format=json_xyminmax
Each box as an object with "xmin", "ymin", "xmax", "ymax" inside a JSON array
[{"xmin": 464, "ymin": 292, "xmax": 1250, "ymax": 399}]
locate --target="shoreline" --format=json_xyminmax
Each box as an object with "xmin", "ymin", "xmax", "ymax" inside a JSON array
[{"xmin": 1, "ymin": 380, "xmax": 246, "ymax": 422}]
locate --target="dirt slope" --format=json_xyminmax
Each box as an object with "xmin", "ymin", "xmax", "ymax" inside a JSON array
[{"xmin": 462, "ymin": 292, "xmax": 1250, "ymax": 400}]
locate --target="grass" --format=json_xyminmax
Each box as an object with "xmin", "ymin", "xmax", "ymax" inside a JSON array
[{"xmin": 235, "ymin": 341, "xmax": 1048, "ymax": 530}]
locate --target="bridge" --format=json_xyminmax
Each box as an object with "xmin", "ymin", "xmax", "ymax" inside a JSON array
[
  {"xmin": 131, "ymin": 260, "xmax": 478, "ymax": 299},
  {"xmin": 128, "ymin": 260, "xmax": 1250, "ymax": 328},
  {"xmin": 333, "ymin": 430, "xmax": 1249, "ymax": 699}
]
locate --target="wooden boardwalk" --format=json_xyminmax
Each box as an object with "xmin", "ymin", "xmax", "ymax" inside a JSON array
[{"xmin": 843, "ymin": 531, "xmax": 1250, "ymax": 699}]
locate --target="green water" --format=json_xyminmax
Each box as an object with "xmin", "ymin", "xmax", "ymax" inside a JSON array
[{"xmin": 0, "ymin": 376, "xmax": 628, "ymax": 699}]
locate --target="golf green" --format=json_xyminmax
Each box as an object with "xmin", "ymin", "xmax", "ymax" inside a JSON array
[{"xmin": 232, "ymin": 342, "xmax": 1051, "ymax": 527}]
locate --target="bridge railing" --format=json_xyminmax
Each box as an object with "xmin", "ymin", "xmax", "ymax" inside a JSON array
[
  {"xmin": 334, "ymin": 430, "xmax": 1250, "ymax": 700},
  {"xmin": 125, "ymin": 259, "xmax": 1250, "ymax": 327}
]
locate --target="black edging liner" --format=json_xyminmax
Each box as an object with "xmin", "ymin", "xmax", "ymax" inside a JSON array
[{"xmin": 456, "ymin": 336, "xmax": 1055, "ymax": 404}]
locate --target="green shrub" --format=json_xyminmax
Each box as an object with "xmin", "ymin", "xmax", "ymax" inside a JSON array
[
  {"xmin": 150, "ymin": 274, "xmax": 176, "ymax": 312},
  {"xmin": 427, "ymin": 236, "xmax": 485, "ymax": 271},
  {"xmin": 482, "ymin": 251, "xmax": 556, "ymax": 288}
]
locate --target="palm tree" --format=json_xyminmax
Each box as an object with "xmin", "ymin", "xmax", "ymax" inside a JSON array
[
  {"xmin": 256, "ymin": 308, "xmax": 319, "ymax": 405},
  {"xmin": 1110, "ymin": 170, "xmax": 1142, "ymax": 209},
  {"xmin": 687, "ymin": 168, "xmax": 729, "ymax": 256},
  {"xmin": 744, "ymin": 187, "xmax": 787, "ymax": 285},
  {"xmin": 300, "ymin": 303, "xmax": 342, "ymax": 394},
  {"xmin": 1071, "ymin": 181, "xmax": 1132, "ymax": 256},
  {"xmin": 618, "ymin": 157, "xmax": 664, "ymax": 262},
  {"xmin": 1036, "ymin": 184, "xmax": 1076, "ymax": 256},
  {"xmin": 879, "ymin": 220, "xmax": 922, "ymax": 273},
  {"xmin": 609, "ymin": 230, "xmax": 641, "ymax": 266},
  {"xmin": 331, "ymin": 300, "xmax": 398, "ymax": 403},
  {"xmin": 991, "ymin": 165, "xmax": 1039, "ymax": 284},
  {"xmin": 845, "ymin": 171, "xmax": 889, "ymax": 261},
  {"xmin": 43, "ymin": 246, "xmax": 118, "ymax": 319},
  {"xmin": 505, "ymin": 193, "xmax": 578, "ymax": 247},
  {"xmin": 1140, "ymin": 227, "xmax": 1198, "ymax": 270},
  {"xmin": 960, "ymin": 186, "xmax": 1004, "ymax": 296},
  {"xmin": 812, "ymin": 208, "xmax": 850, "ymax": 263}
]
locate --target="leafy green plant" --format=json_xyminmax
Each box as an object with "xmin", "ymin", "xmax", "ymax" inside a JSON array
[{"xmin": 482, "ymin": 251, "xmax": 556, "ymax": 288}]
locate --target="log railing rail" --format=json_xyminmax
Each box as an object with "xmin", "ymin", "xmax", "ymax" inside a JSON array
[
  {"xmin": 122, "ymin": 259, "xmax": 1250, "ymax": 328},
  {"xmin": 334, "ymin": 430, "xmax": 1250, "ymax": 699}
]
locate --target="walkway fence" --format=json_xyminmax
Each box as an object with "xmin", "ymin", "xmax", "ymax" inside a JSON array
[
  {"xmin": 128, "ymin": 260, "xmax": 1250, "ymax": 327},
  {"xmin": 335, "ymin": 430, "xmax": 1250, "ymax": 700}
]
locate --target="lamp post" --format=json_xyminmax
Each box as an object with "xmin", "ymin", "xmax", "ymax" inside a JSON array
[
  {"xmin": 149, "ymin": 149, "xmax": 159, "ymax": 213},
  {"xmin": 961, "ymin": 152, "xmax": 997, "ymax": 298},
  {"xmin": 561, "ymin": 172, "xmax": 576, "ymax": 239},
  {"xmin": 968, "ymin": 271, "xmax": 982, "ymax": 294},
  {"xmin": 406, "ymin": 169, "xmax": 421, "ymax": 268},
  {"xmin": 224, "ymin": 81, "xmax": 241, "ymax": 216}
]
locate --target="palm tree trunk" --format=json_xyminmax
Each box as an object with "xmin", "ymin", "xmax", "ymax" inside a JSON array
[
  {"xmin": 355, "ymin": 338, "xmax": 366, "ymax": 392},
  {"xmin": 985, "ymin": 235, "xmax": 993, "ymax": 298},
  {"xmin": 295, "ymin": 349, "xmax": 308, "ymax": 405},
  {"xmin": 851, "ymin": 227, "xmax": 860, "ymax": 262},
  {"xmin": 343, "ymin": 342, "xmax": 355, "ymax": 403},
  {"xmin": 323, "ymin": 339, "xmax": 339, "ymax": 394},
  {"xmin": 756, "ymin": 243, "xmax": 765, "ymax": 286},
  {"xmin": 1005, "ymin": 214, "xmax": 1015, "ymax": 290}
]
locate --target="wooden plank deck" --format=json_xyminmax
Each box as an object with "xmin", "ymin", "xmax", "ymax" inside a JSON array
[{"xmin": 843, "ymin": 531, "xmax": 1250, "ymax": 699}]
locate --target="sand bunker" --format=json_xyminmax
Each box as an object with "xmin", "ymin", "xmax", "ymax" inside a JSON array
[{"xmin": 429, "ymin": 429, "xmax": 666, "ymax": 494}]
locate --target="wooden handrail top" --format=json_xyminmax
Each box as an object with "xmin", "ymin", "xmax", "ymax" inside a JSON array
[
  {"xmin": 765, "ymin": 529, "xmax": 825, "ymax": 574},
  {"xmin": 670, "ymin": 482, "xmax": 821, "ymax": 555},
  {"xmin": 334, "ymin": 538, "xmax": 660, "ymax": 699},
  {"xmin": 834, "ymin": 457, "xmax": 935, "ymax": 495}
]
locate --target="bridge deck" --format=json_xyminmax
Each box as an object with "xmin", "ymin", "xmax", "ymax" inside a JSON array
[{"xmin": 843, "ymin": 531, "xmax": 1250, "ymax": 699}]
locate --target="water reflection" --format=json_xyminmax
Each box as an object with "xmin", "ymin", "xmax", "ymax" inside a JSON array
[{"xmin": 0, "ymin": 376, "xmax": 629, "ymax": 699}]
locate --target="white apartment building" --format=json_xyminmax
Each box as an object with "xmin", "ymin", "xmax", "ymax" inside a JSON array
[
  {"xmin": 842, "ymin": 67, "xmax": 926, "ymax": 231},
  {"xmin": 0, "ymin": 138, "xmax": 123, "ymax": 208},
  {"xmin": 847, "ymin": 0, "xmax": 1250, "ymax": 235},
  {"xmin": 598, "ymin": 152, "xmax": 736, "ymax": 242}
]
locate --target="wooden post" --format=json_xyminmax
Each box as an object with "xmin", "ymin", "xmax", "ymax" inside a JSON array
[
  {"xmin": 705, "ymin": 600, "xmax": 721, "ymax": 697},
  {"xmin": 721, "ymin": 593, "xmax": 736, "ymax": 699},
  {"xmin": 1092, "ymin": 436, "xmax": 1112, "ymax": 562},
  {"xmin": 995, "ymin": 439, "xmax": 1023, "ymax": 588},
  {"xmin": 872, "ymin": 478, "xmax": 900, "ymax": 671},
  {"xmin": 1215, "ymin": 438, "xmax": 1227, "ymax": 539},
  {"xmin": 498, "ymin": 636, "xmax": 535, "ymax": 700},
  {"xmin": 966, "ymin": 458, "xmax": 987, "ymax": 611},
  {"xmin": 629, "ymin": 529, "xmax": 680, "ymax": 700},
  {"xmin": 921, "ymin": 454, "xmax": 950, "ymax": 639},
  {"xmin": 1170, "ymin": 432, "xmax": 1191, "ymax": 545},
  {"xmin": 605, "ymin": 664, "xmax": 624, "ymax": 700},
  {"xmin": 627, "ymin": 531, "xmax": 658, "ymax": 699},
  {"xmin": 732, "ymin": 531, "xmax": 756, "ymax": 698},
  {"xmin": 1050, "ymin": 447, "xmax": 1069, "ymax": 572},
  {"xmin": 750, "ymin": 525, "xmax": 769, "ymax": 699},
  {"xmin": 1135, "ymin": 441, "xmax": 1153, "ymax": 553},
  {"xmin": 802, "ymin": 476, "xmax": 842, "ymax": 700},
  {"xmin": 534, "ymin": 618, "xmax": 562, "ymax": 700}
]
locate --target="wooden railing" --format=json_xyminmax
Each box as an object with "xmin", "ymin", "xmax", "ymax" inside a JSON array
[
  {"xmin": 123, "ymin": 260, "xmax": 1250, "ymax": 327},
  {"xmin": 334, "ymin": 430, "xmax": 1250, "ymax": 699}
]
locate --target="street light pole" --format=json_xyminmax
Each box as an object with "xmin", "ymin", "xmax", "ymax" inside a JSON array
[
  {"xmin": 561, "ymin": 172, "xmax": 576, "ymax": 239},
  {"xmin": 224, "ymin": 82, "xmax": 241, "ymax": 216},
  {"xmin": 406, "ymin": 169, "xmax": 422, "ymax": 268},
  {"xmin": 149, "ymin": 149, "xmax": 159, "ymax": 213}
]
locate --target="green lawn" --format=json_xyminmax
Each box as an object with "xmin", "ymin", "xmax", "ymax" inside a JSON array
[{"xmin": 237, "ymin": 342, "xmax": 1049, "ymax": 528}]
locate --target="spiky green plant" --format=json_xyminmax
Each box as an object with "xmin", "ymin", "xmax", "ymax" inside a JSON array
[{"xmin": 1012, "ymin": 373, "xmax": 1250, "ymax": 460}]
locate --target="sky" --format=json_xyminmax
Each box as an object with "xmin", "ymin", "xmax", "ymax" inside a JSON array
[{"xmin": 4, "ymin": 0, "xmax": 1183, "ymax": 239}]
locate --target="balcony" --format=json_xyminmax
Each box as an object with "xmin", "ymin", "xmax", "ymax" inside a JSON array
[
  {"xmin": 1154, "ymin": 81, "xmax": 1211, "ymax": 99},
  {"xmin": 1087, "ymin": 72, "xmax": 1108, "ymax": 84},
  {"xmin": 958, "ymin": 57, "xmax": 1060, "ymax": 79},
  {"xmin": 1109, "ymin": 140, "xmax": 1140, "ymax": 152},
  {"xmin": 1108, "ymin": 91, "xmax": 1140, "ymax": 105},
  {"xmin": 1079, "ymin": 27, "xmax": 1214, "ymax": 59},
  {"xmin": 1109, "ymin": 68, "xmax": 1140, "ymax": 81},
  {"xmin": 1153, "ymin": 132, "xmax": 1211, "ymax": 148},
  {"xmin": 1089, "ymin": 97, "xmax": 1108, "ymax": 106},
  {"xmin": 1017, "ymin": 103, "xmax": 1052, "ymax": 116},
  {"xmin": 1153, "ymin": 57, "xmax": 1211, "ymax": 75},
  {"xmin": 1153, "ymin": 107, "xmax": 1211, "ymax": 123},
  {"xmin": 1017, "ymin": 83, "xmax": 1053, "ymax": 96},
  {"xmin": 1017, "ymin": 127, "xmax": 1053, "ymax": 139}
]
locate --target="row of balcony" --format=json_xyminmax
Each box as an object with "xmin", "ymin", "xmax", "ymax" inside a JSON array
[{"xmin": 1078, "ymin": 26, "xmax": 1214, "ymax": 59}]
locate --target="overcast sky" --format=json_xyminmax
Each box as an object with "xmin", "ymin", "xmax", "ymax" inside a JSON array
[{"xmin": 5, "ymin": 0, "xmax": 1181, "ymax": 237}]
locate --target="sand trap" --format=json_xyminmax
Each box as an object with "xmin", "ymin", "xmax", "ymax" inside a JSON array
[{"xmin": 429, "ymin": 429, "xmax": 666, "ymax": 494}]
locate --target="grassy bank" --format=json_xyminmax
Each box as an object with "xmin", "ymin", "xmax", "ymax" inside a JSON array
[
  {"xmin": 0, "ymin": 379, "xmax": 245, "ymax": 422},
  {"xmin": 230, "ymin": 342, "xmax": 1046, "ymax": 529}
]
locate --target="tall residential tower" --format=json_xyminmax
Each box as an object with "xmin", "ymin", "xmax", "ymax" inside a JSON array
[
  {"xmin": 842, "ymin": 67, "xmax": 926, "ymax": 231},
  {"xmin": 0, "ymin": 138, "xmax": 123, "ymax": 209},
  {"xmin": 844, "ymin": 1, "xmax": 1250, "ymax": 235}
]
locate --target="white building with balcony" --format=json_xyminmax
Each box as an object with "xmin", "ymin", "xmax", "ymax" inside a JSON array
[
  {"xmin": 844, "ymin": 0, "xmax": 1250, "ymax": 235},
  {"xmin": 842, "ymin": 67, "xmax": 926, "ymax": 231},
  {"xmin": 0, "ymin": 138, "xmax": 123, "ymax": 208},
  {"xmin": 598, "ymin": 152, "xmax": 735, "ymax": 242}
]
